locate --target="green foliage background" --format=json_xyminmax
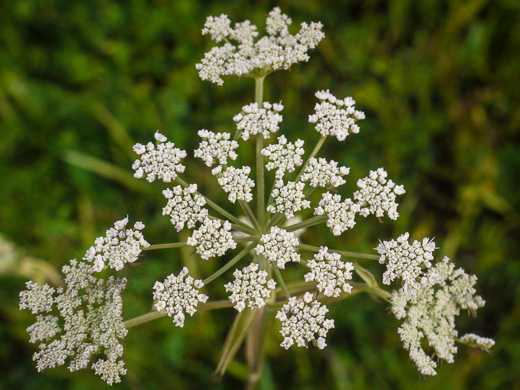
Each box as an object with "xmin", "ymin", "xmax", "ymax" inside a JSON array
[{"xmin": 1, "ymin": 0, "xmax": 519, "ymax": 388}]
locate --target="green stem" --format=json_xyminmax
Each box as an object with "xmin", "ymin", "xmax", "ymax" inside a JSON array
[
  {"xmin": 239, "ymin": 200, "xmax": 261, "ymax": 233},
  {"xmin": 175, "ymin": 176, "xmax": 254, "ymax": 233},
  {"xmin": 255, "ymin": 76, "xmax": 266, "ymax": 227},
  {"xmin": 235, "ymin": 236, "xmax": 259, "ymax": 243},
  {"xmin": 272, "ymin": 265, "xmax": 291, "ymax": 300},
  {"xmin": 143, "ymin": 242, "xmax": 187, "ymax": 251},
  {"xmin": 294, "ymin": 136, "xmax": 327, "ymax": 183},
  {"xmin": 284, "ymin": 215, "xmax": 327, "ymax": 232},
  {"xmin": 298, "ymin": 243, "xmax": 380, "ymax": 260},
  {"xmin": 124, "ymin": 300, "xmax": 234, "ymax": 329},
  {"xmin": 203, "ymin": 242, "xmax": 257, "ymax": 285}
]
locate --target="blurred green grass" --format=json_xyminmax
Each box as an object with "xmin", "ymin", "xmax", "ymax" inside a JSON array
[{"xmin": 1, "ymin": 0, "xmax": 519, "ymax": 389}]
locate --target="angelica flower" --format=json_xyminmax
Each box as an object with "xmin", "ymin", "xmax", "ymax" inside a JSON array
[
  {"xmin": 459, "ymin": 334, "xmax": 495, "ymax": 350},
  {"xmin": 162, "ymin": 185, "xmax": 208, "ymax": 232},
  {"xmin": 308, "ymin": 90, "xmax": 365, "ymax": 141},
  {"xmin": 153, "ymin": 267, "xmax": 208, "ymax": 327},
  {"xmin": 276, "ymin": 292, "xmax": 334, "ymax": 349},
  {"xmin": 83, "ymin": 217, "xmax": 149, "ymax": 272},
  {"xmin": 132, "ymin": 131, "xmax": 187, "ymax": 183},
  {"xmin": 187, "ymin": 218, "xmax": 237, "ymax": 260},
  {"xmin": 315, "ymin": 193, "xmax": 361, "ymax": 236},
  {"xmin": 20, "ymin": 259, "xmax": 128, "ymax": 385},
  {"xmin": 301, "ymin": 157, "xmax": 350, "ymax": 188},
  {"xmin": 355, "ymin": 168, "xmax": 405, "ymax": 220},
  {"xmin": 255, "ymin": 227, "xmax": 300, "ymax": 269},
  {"xmin": 304, "ymin": 247, "xmax": 354, "ymax": 297},
  {"xmin": 19, "ymin": 281, "xmax": 55, "ymax": 314},
  {"xmin": 212, "ymin": 165, "xmax": 255, "ymax": 203},
  {"xmin": 196, "ymin": 8, "xmax": 325, "ymax": 85},
  {"xmin": 267, "ymin": 180, "xmax": 311, "ymax": 217},
  {"xmin": 376, "ymin": 232, "xmax": 436, "ymax": 292},
  {"xmin": 262, "ymin": 135, "xmax": 304, "ymax": 179},
  {"xmin": 224, "ymin": 263, "xmax": 276, "ymax": 312},
  {"xmin": 233, "ymin": 102, "xmax": 284, "ymax": 141},
  {"xmin": 194, "ymin": 130, "xmax": 239, "ymax": 167},
  {"xmin": 391, "ymin": 256, "xmax": 489, "ymax": 376}
]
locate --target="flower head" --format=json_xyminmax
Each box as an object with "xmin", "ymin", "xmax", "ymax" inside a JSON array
[
  {"xmin": 194, "ymin": 130, "xmax": 239, "ymax": 167},
  {"xmin": 376, "ymin": 232, "xmax": 436, "ymax": 292},
  {"xmin": 224, "ymin": 263, "xmax": 276, "ymax": 312},
  {"xmin": 255, "ymin": 227, "xmax": 300, "ymax": 269},
  {"xmin": 162, "ymin": 185, "xmax": 208, "ymax": 232},
  {"xmin": 233, "ymin": 102, "xmax": 284, "ymax": 141},
  {"xmin": 276, "ymin": 292, "xmax": 334, "ymax": 349},
  {"xmin": 262, "ymin": 135, "xmax": 304, "ymax": 179},
  {"xmin": 20, "ymin": 259, "xmax": 128, "ymax": 385},
  {"xmin": 355, "ymin": 168, "xmax": 405, "ymax": 220},
  {"xmin": 132, "ymin": 132, "xmax": 187, "ymax": 183},
  {"xmin": 187, "ymin": 219, "xmax": 237, "ymax": 260},
  {"xmin": 212, "ymin": 165, "xmax": 255, "ymax": 203},
  {"xmin": 153, "ymin": 267, "xmax": 208, "ymax": 327},
  {"xmin": 304, "ymin": 247, "xmax": 354, "ymax": 297},
  {"xmin": 83, "ymin": 217, "xmax": 149, "ymax": 272},
  {"xmin": 391, "ymin": 256, "xmax": 488, "ymax": 376},
  {"xmin": 308, "ymin": 90, "xmax": 365, "ymax": 141},
  {"xmin": 196, "ymin": 8, "xmax": 325, "ymax": 85},
  {"xmin": 267, "ymin": 180, "xmax": 311, "ymax": 218},
  {"xmin": 315, "ymin": 193, "xmax": 360, "ymax": 236},
  {"xmin": 301, "ymin": 157, "xmax": 350, "ymax": 188},
  {"xmin": 459, "ymin": 334, "xmax": 495, "ymax": 350}
]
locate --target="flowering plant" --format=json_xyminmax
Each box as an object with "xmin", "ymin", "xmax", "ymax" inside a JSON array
[{"xmin": 19, "ymin": 8, "xmax": 493, "ymax": 387}]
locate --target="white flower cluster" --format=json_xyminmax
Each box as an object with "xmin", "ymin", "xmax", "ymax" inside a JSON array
[
  {"xmin": 255, "ymin": 227, "xmax": 300, "ymax": 269},
  {"xmin": 20, "ymin": 281, "xmax": 55, "ymax": 314},
  {"xmin": 83, "ymin": 217, "xmax": 149, "ymax": 272},
  {"xmin": 20, "ymin": 259, "xmax": 128, "ymax": 385},
  {"xmin": 132, "ymin": 132, "xmax": 187, "ymax": 183},
  {"xmin": 276, "ymin": 292, "xmax": 334, "ymax": 349},
  {"xmin": 212, "ymin": 165, "xmax": 255, "ymax": 203},
  {"xmin": 153, "ymin": 267, "xmax": 208, "ymax": 327},
  {"xmin": 224, "ymin": 263, "xmax": 277, "ymax": 312},
  {"xmin": 196, "ymin": 8, "xmax": 325, "ymax": 85},
  {"xmin": 267, "ymin": 180, "xmax": 311, "ymax": 217},
  {"xmin": 459, "ymin": 333, "xmax": 495, "ymax": 350},
  {"xmin": 262, "ymin": 135, "xmax": 304, "ymax": 179},
  {"xmin": 376, "ymin": 232, "xmax": 436, "ymax": 292},
  {"xmin": 308, "ymin": 90, "xmax": 365, "ymax": 141},
  {"xmin": 354, "ymin": 168, "xmax": 406, "ymax": 220},
  {"xmin": 233, "ymin": 102, "xmax": 284, "ymax": 140},
  {"xmin": 390, "ymin": 256, "xmax": 490, "ymax": 376},
  {"xmin": 315, "ymin": 169, "xmax": 405, "ymax": 235},
  {"xmin": 162, "ymin": 185, "xmax": 208, "ymax": 232},
  {"xmin": 315, "ymin": 193, "xmax": 361, "ymax": 236},
  {"xmin": 301, "ymin": 157, "xmax": 350, "ymax": 188},
  {"xmin": 187, "ymin": 219, "xmax": 237, "ymax": 260},
  {"xmin": 304, "ymin": 247, "xmax": 354, "ymax": 297},
  {"xmin": 194, "ymin": 130, "xmax": 239, "ymax": 167}
]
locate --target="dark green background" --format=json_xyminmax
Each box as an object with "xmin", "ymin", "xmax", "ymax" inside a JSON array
[{"xmin": 1, "ymin": 0, "xmax": 519, "ymax": 389}]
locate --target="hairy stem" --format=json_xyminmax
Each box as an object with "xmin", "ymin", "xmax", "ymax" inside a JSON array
[
  {"xmin": 124, "ymin": 300, "xmax": 234, "ymax": 329},
  {"xmin": 284, "ymin": 215, "xmax": 327, "ymax": 232},
  {"xmin": 203, "ymin": 242, "xmax": 257, "ymax": 285},
  {"xmin": 298, "ymin": 243, "xmax": 380, "ymax": 260},
  {"xmin": 143, "ymin": 242, "xmax": 187, "ymax": 251},
  {"xmin": 272, "ymin": 266, "xmax": 291, "ymax": 300},
  {"xmin": 255, "ymin": 76, "xmax": 266, "ymax": 227},
  {"xmin": 239, "ymin": 200, "xmax": 262, "ymax": 232}
]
